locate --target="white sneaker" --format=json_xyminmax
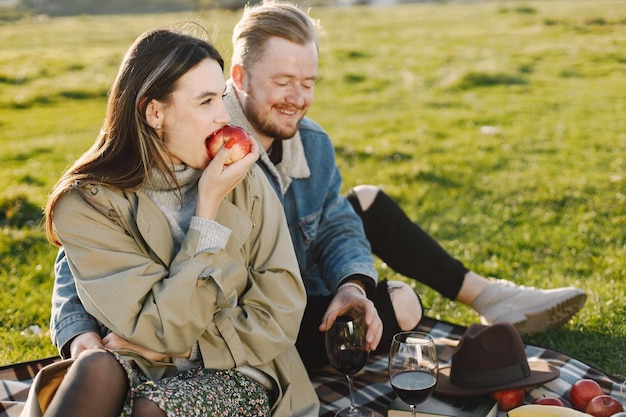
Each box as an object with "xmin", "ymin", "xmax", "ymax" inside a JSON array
[{"xmin": 471, "ymin": 278, "xmax": 587, "ymax": 334}]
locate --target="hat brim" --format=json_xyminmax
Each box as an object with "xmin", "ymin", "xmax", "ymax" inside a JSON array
[{"xmin": 434, "ymin": 359, "xmax": 559, "ymax": 397}]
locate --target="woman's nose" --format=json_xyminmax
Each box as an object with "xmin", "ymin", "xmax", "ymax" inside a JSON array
[{"xmin": 216, "ymin": 100, "xmax": 231, "ymax": 124}]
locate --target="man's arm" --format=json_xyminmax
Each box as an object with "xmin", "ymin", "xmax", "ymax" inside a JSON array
[
  {"xmin": 50, "ymin": 247, "xmax": 102, "ymax": 358},
  {"xmin": 299, "ymin": 123, "xmax": 383, "ymax": 349}
]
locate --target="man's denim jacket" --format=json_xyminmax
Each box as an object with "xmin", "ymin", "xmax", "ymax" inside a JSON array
[{"xmin": 50, "ymin": 116, "xmax": 377, "ymax": 357}]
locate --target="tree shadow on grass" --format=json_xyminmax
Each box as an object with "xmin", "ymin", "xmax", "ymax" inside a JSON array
[
  {"xmin": 524, "ymin": 327, "xmax": 626, "ymax": 382},
  {"xmin": 0, "ymin": 196, "xmax": 43, "ymax": 228}
]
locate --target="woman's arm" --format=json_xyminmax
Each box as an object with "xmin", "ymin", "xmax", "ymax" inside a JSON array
[
  {"xmin": 197, "ymin": 169, "xmax": 306, "ymax": 369},
  {"xmin": 53, "ymin": 186, "xmax": 226, "ymax": 356}
]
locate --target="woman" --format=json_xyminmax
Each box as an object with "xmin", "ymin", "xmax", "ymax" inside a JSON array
[{"xmin": 41, "ymin": 26, "xmax": 318, "ymax": 417}]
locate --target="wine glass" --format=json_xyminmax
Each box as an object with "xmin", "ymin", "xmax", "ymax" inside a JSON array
[
  {"xmin": 325, "ymin": 313, "xmax": 374, "ymax": 417},
  {"xmin": 388, "ymin": 331, "xmax": 439, "ymax": 417}
]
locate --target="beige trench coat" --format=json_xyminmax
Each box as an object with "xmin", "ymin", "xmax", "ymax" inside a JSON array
[{"xmin": 46, "ymin": 165, "xmax": 319, "ymax": 417}]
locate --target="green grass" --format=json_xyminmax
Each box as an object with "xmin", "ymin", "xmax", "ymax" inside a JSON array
[{"xmin": 1, "ymin": 1, "xmax": 624, "ymax": 380}]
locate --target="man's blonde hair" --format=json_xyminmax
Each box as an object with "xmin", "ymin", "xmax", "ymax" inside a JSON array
[{"xmin": 232, "ymin": 1, "xmax": 321, "ymax": 68}]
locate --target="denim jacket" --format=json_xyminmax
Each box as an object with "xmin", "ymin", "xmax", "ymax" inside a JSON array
[
  {"xmin": 256, "ymin": 117, "xmax": 377, "ymax": 297},
  {"xmin": 51, "ymin": 112, "xmax": 377, "ymax": 356}
]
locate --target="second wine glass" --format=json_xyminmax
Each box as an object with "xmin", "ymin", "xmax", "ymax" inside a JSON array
[
  {"xmin": 388, "ymin": 331, "xmax": 439, "ymax": 417},
  {"xmin": 325, "ymin": 314, "xmax": 374, "ymax": 417}
]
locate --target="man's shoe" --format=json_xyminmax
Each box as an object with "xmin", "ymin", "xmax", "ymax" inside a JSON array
[{"xmin": 471, "ymin": 278, "xmax": 587, "ymax": 334}]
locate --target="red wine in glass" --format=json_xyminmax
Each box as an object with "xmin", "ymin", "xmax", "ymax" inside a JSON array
[
  {"xmin": 325, "ymin": 314, "xmax": 374, "ymax": 417},
  {"xmin": 388, "ymin": 332, "xmax": 439, "ymax": 417},
  {"xmin": 390, "ymin": 370, "xmax": 437, "ymax": 405},
  {"xmin": 329, "ymin": 346, "xmax": 369, "ymax": 376}
]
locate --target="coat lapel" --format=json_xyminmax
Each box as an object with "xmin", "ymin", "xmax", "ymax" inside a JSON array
[{"xmin": 135, "ymin": 191, "xmax": 175, "ymax": 266}]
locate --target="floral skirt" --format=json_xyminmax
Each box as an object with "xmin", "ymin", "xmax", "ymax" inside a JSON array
[{"xmin": 112, "ymin": 351, "xmax": 271, "ymax": 417}]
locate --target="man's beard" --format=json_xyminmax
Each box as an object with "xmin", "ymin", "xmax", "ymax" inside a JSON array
[{"xmin": 243, "ymin": 98, "xmax": 302, "ymax": 141}]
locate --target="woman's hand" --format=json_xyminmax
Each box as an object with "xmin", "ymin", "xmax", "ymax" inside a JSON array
[{"xmin": 195, "ymin": 138, "xmax": 260, "ymax": 220}]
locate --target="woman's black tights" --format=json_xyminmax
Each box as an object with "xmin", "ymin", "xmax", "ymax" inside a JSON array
[
  {"xmin": 44, "ymin": 349, "xmax": 167, "ymax": 417},
  {"xmin": 44, "ymin": 349, "xmax": 129, "ymax": 417}
]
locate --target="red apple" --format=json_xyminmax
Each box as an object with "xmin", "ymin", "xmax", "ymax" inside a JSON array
[
  {"xmin": 492, "ymin": 388, "xmax": 525, "ymax": 411},
  {"xmin": 532, "ymin": 396, "xmax": 566, "ymax": 407},
  {"xmin": 585, "ymin": 395, "xmax": 624, "ymax": 417},
  {"xmin": 205, "ymin": 125, "xmax": 252, "ymax": 165},
  {"xmin": 569, "ymin": 379, "xmax": 605, "ymax": 411}
]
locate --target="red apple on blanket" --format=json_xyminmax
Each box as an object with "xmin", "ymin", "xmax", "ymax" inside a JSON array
[
  {"xmin": 569, "ymin": 378, "xmax": 604, "ymax": 411},
  {"xmin": 205, "ymin": 124, "xmax": 252, "ymax": 165},
  {"xmin": 532, "ymin": 396, "xmax": 566, "ymax": 406},
  {"xmin": 492, "ymin": 388, "xmax": 525, "ymax": 411},
  {"xmin": 584, "ymin": 394, "xmax": 624, "ymax": 417}
]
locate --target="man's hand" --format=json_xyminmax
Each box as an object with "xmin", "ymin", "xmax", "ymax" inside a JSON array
[
  {"xmin": 319, "ymin": 285, "xmax": 383, "ymax": 352},
  {"xmin": 69, "ymin": 331, "xmax": 104, "ymax": 358}
]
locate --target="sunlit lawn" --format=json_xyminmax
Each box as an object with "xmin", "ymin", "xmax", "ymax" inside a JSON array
[{"xmin": 0, "ymin": 0, "xmax": 624, "ymax": 378}]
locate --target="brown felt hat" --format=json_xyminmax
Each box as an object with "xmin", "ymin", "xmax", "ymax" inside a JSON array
[{"xmin": 435, "ymin": 322, "xmax": 559, "ymax": 397}]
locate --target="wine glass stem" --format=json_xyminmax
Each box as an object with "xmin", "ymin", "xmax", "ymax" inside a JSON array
[
  {"xmin": 410, "ymin": 405, "xmax": 416, "ymax": 417},
  {"xmin": 346, "ymin": 374, "xmax": 357, "ymax": 410}
]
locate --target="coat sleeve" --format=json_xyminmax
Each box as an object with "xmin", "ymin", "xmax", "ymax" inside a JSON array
[{"xmin": 193, "ymin": 168, "xmax": 306, "ymax": 369}]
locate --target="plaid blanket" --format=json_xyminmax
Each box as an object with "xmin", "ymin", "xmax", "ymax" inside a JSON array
[
  {"xmin": 1, "ymin": 317, "xmax": 624, "ymax": 417},
  {"xmin": 312, "ymin": 317, "xmax": 626, "ymax": 417}
]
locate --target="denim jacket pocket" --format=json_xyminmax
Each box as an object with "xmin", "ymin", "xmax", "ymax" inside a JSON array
[{"xmin": 297, "ymin": 210, "xmax": 321, "ymax": 243}]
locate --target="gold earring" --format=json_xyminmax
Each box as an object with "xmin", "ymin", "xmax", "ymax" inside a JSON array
[{"xmin": 156, "ymin": 124, "xmax": 162, "ymax": 130}]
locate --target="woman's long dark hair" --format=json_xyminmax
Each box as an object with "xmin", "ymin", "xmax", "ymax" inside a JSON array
[{"xmin": 45, "ymin": 26, "xmax": 224, "ymax": 245}]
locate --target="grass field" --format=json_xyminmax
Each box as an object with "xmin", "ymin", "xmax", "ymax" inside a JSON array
[{"xmin": 0, "ymin": 0, "xmax": 624, "ymax": 379}]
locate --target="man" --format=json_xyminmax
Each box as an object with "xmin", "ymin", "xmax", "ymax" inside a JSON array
[
  {"xmin": 51, "ymin": 1, "xmax": 586, "ymax": 370},
  {"xmin": 226, "ymin": 1, "xmax": 585, "ymax": 347}
]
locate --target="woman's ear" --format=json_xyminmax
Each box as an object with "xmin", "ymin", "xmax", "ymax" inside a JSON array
[
  {"xmin": 231, "ymin": 64, "xmax": 245, "ymax": 90},
  {"xmin": 145, "ymin": 99, "xmax": 164, "ymax": 131}
]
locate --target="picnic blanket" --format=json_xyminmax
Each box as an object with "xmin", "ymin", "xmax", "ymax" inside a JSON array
[
  {"xmin": 1, "ymin": 317, "xmax": 624, "ymax": 417},
  {"xmin": 312, "ymin": 317, "xmax": 626, "ymax": 417}
]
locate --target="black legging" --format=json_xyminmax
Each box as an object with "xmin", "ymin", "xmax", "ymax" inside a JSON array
[{"xmin": 345, "ymin": 188, "xmax": 468, "ymax": 300}]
